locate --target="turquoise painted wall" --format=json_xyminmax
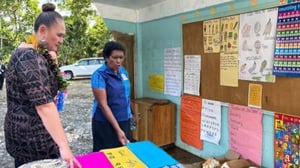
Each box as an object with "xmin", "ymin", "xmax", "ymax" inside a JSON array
[
  {"xmin": 102, "ymin": 18, "xmax": 145, "ymax": 97},
  {"xmin": 103, "ymin": 18, "xmax": 137, "ymax": 34},
  {"xmin": 103, "ymin": 0, "xmax": 284, "ymax": 167}
]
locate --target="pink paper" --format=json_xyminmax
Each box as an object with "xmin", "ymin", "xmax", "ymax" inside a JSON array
[
  {"xmin": 75, "ymin": 152, "xmax": 113, "ymax": 168},
  {"xmin": 229, "ymin": 104, "xmax": 263, "ymax": 165}
]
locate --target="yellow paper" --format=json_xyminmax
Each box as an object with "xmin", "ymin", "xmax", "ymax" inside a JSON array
[
  {"xmin": 203, "ymin": 19, "xmax": 221, "ymax": 53},
  {"xmin": 220, "ymin": 53, "xmax": 238, "ymax": 87},
  {"xmin": 102, "ymin": 146, "xmax": 147, "ymax": 168},
  {"xmin": 248, "ymin": 84, "xmax": 262, "ymax": 108},
  {"xmin": 149, "ymin": 74, "xmax": 164, "ymax": 92}
]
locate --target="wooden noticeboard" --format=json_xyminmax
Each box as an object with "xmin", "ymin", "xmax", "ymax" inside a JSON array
[{"xmin": 182, "ymin": 21, "xmax": 300, "ymax": 116}]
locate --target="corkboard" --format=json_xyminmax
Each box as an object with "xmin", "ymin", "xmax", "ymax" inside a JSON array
[{"xmin": 182, "ymin": 21, "xmax": 300, "ymax": 116}]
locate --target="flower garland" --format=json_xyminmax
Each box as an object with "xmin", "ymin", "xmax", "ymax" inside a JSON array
[{"xmin": 26, "ymin": 34, "xmax": 69, "ymax": 91}]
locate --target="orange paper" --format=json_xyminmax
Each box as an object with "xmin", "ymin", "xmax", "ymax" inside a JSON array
[
  {"xmin": 248, "ymin": 83, "xmax": 263, "ymax": 108},
  {"xmin": 180, "ymin": 95, "xmax": 203, "ymax": 149}
]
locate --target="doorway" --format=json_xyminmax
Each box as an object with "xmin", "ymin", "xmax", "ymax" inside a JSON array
[{"xmin": 112, "ymin": 31, "xmax": 136, "ymax": 98}]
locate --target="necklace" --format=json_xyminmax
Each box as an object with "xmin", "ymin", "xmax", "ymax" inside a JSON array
[{"xmin": 26, "ymin": 34, "xmax": 69, "ymax": 91}]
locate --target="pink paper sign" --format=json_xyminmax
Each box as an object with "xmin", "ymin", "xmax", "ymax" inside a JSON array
[
  {"xmin": 75, "ymin": 152, "xmax": 113, "ymax": 168},
  {"xmin": 229, "ymin": 104, "xmax": 263, "ymax": 165}
]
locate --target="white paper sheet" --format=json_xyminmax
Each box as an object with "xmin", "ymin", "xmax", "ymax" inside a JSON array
[
  {"xmin": 201, "ymin": 99, "xmax": 221, "ymax": 145},
  {"xmin": 183, "ymin": 55, "xmax": 201, "ymax": 96},
  {"xmin": 164, "ymin": 48, "xmax": 182, "ymax": 96}
]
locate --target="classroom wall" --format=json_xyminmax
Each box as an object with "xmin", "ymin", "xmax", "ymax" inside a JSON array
[{"xmin": 102, "ymin": 0, "xmax": 282, "ymax": 167}]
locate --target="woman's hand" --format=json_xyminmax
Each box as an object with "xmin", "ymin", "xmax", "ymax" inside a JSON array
[
  {"xmin": 48, "ymin": 51, "xmax": 59, "ymax": 65},
  {"xmin": 59, "ymin": 146, "xmax": 81, "ymax": 168},
  {"xmin": 131, "ymin": 113, "xmax": 137, "ymax": 125},
  {"xmin": 117, "ymin": 129, "xmax": 129, "ymax": 145}
]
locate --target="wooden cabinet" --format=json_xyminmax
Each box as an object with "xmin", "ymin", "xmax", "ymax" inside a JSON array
[{"xmin": 131, "ymin": 98, "xmax": 176, "ymax": 146}]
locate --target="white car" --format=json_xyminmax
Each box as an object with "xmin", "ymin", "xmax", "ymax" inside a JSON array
[{"xmin": 59, "ymin": 57, "xmax": 105, "ymax": 80}]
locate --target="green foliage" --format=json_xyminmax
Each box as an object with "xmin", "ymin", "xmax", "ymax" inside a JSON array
[
  {"xmin": 0, "ymin": 0, "xmax": 40, "ymax": 63},
  {"xmin": 0, "ymin": 0, "xmax": 111, "ymax": 65},
  {"xmin": 58, "ymin": 0, "xmax": 111, "ymax": 65}
]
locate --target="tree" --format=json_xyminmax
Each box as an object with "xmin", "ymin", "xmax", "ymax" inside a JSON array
[
  {"xmin": 0, "ymin": 0, "xmax": 40, "ymax": 62},
  {"xmin": 0, "ymin": 0, "xmax": 111, "ymax": 64},
  {"xmin": 58, "ymin": 0, "xmax": 111, "ymax": 65}
]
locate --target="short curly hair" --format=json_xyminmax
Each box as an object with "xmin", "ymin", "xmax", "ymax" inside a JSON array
[{"xmin": 102, "ymin": 41, "xmax": 125, "ymax": 59}]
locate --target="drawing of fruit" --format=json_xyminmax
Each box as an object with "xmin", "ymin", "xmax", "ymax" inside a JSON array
[
  {"xmin": 254, "ymin": 40, "xmax": 261, "ymax": 54},
  {"xmin": 252, "ymin": 76, "xmax": 262, "ymax": 81},
  {"xmin": 248, "ymin": 61, "xmax": 257, "ymax": 74},
  {"xmin": 233, "ymin": 21, "xmax": 239, "ymax": 30},
  {"xmin": 228, "ymin": 42, "xmax": 232, "ymax": 48},
  {"xmin": 242, "ymin": 24, "xmax": 251, "ymax": 37},
  {"xmin": 265, "ymin": 73, "xmax": 274, "ymax": 82},
  {"xmin": 254, "ymin": 22, "xmax": 261, "ymax": 36},
  {"xmin": 228, "ymin": 32, "xmax": 233, "ymax": 39},
  {"xmin": 234, "ymin": 33, "xmax": 238, "ymax": 40},
  {"xmin": 263, "ymin": 18, "xmax": 272, "ymax": 36},
  {"xmin": 260, "ymin": 60, "xmax": 267, "ymax": 73},
  {"xmin": 240, "ymin": 63, "xmax": 247, "ymax": 73},
  {"xmin": 242, "ymin": 40, "xmax": 248, "ymax": 51}
]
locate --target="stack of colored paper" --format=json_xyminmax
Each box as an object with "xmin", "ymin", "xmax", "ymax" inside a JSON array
[{"xmin": 75, "ymin": 141, "xmax": 183, "ymax": 168}]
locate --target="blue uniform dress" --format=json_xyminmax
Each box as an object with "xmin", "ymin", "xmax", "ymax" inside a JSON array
[{"xmin": 91, "ymin": 63, "xmax": 132, "ymax": 151}]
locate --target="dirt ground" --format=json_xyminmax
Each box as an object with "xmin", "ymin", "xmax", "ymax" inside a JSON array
[{"xmin": 0, "ymin": 79, "xmax": 94, "ymax": 167}]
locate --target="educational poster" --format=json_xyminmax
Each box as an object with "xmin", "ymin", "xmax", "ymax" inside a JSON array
[
  {"xmin": 148, "ymin": 74, "xmax": 164, "ymax": 92},
  {"xmin": 220, "ymin": 15, "xmax": 239, "ymax": 87},
  {"xmin": 164, "ymin": 47, "xmax": 182, "ymax": 96},
  {"xmin": 220, "ymin": 15, "xmax": 239, "ymax": 54},
  {"xmin": 200, "ymin": 99, "xmax": 221, "ymax": 145},
  {"xmin": 184, "ymin": 55, "xmax": 201, "ymax": 96},
  {"xmin": 102, "ymin": 146, "xmax": 147, "ymax": 168},
  {"xmin": 239, "ymin": 8, "xmax": 278, "ymax": 82},
  {"xmin": 229, "ymin": 104, "xmax": 263, "ymax": 165},
  {"xmin": 274, "ymin": 113, "xmax": 299, "ymax": 167},
  {"xmin": 248, "ymin": 83, "xmax": 263, "ymax": 108},
  {"xmin": 180, "ymin": 95, "xmax": 203, "ymax": 149},
  {"xmin": 220, "ymin": 53, "xmax": 239, "ymax": 87},
  {"xmin": 273, "ymin": 3, "xmax": 300, "ymax": 77},
  {"xmin": 203, "ymin": 19, "xmax": 221, "ymax": 53}
]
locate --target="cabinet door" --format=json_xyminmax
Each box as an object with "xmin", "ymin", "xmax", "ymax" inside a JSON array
[
  {"xmin": 131, "ymin": 102, "xmax": 150, "ymax": 141},
  {"xmin": 148, "ymin": 104, "xmax": 176, "ymax": 146}
]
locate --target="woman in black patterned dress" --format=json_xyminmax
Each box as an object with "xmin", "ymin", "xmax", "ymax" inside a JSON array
[{"xmin": 4, "ymin": 3, "xmax": 81, "ymax": 168}]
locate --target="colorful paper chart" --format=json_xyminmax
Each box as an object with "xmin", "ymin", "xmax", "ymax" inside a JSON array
[
  {"xmin": 75, "ymin": 141, "xmax": 181, "ymax": 168},
  {"xmin": 273, "ymin": 2, "xmax": 300, "ymax": 76},
  {"xmin": 274, "ymin": 113, "xmax": 300, "ymax": 167}
]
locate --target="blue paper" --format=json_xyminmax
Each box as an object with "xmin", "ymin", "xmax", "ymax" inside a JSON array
[{"xmin": 127, "ymin": 141, "xmax": 179, "ymax": 168}]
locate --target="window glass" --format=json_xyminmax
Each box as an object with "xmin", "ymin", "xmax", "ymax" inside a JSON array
[
  {"xmin": 99, "ymin": 59, "xmax": 105, "ymax": 64},
  {"xmin": 89, "ymin": 59, "xmax": 99, "ymax": 65},
  {"xmin": 78, "ymin": 60, "xmax": 88, "ymax": 66}
]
